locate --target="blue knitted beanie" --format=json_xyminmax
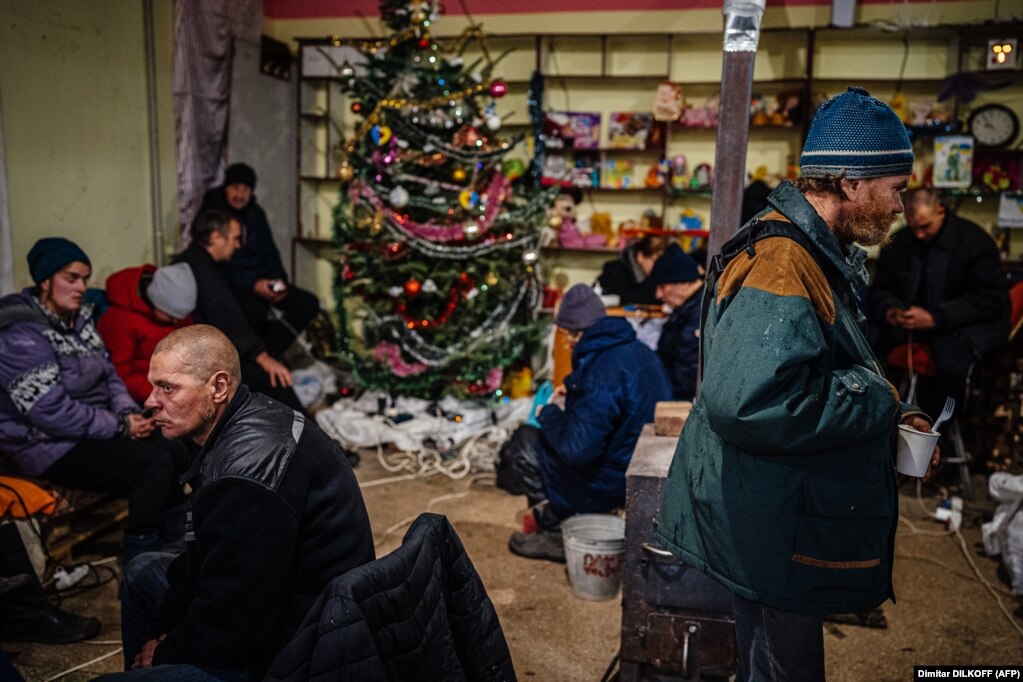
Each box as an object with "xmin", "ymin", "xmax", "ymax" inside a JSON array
[
  {"xmin": 555, "ymin": 284, "xmax": 605, "ymax": 332},
  {"xmin": 27, "ymin": 238, "xmax": 91, "ymax": 284},
  {"xmin": 799, "ymin": 87, "xmax": 913, "ymax": 179}
]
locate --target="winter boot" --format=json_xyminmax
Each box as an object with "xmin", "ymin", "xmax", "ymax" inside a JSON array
[
  {"xmin": 0, "ymin": 524, "xmax": 100, "ymax": 644},
  {"xmin": 508, "ymin": 528, "xmax": 566, "ymax": 563}
]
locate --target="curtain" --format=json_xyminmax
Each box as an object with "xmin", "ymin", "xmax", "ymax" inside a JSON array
[{"xmin": 172, "ymin": 0, "xmax": 261, "ymax": 247}]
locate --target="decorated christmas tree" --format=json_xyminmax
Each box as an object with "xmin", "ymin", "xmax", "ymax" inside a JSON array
[{"xmin": 330, "ymin": 0, "xmax": 554, "ymax": 399}]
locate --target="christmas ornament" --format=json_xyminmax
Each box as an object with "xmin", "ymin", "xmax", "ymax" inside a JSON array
[
  {"xmin": 418, "ymin": 36, "xmax": 431, "ymax": 49},
  {"xmin": 388, "ymin": 287, "xmax": 403, "ymax": 297},
  {"xmin": 339, "ymin": 61, "xmax": 356, "ymax": 79},
  {"xmin": 351, "ymin": 102, "xmax": 363, "ymax": 114},
  {"xmin": 452, "ymin": 167, "xmax": 467, "ymax": 182},
  {"xmin": 458, "ymin": 190, "xmax": 478, "ymax": 209},
  {"xmin": 421, "ymin": 278, "xmax": 438, "ymax": 293},
  {"xmin": 502, "ymin": 158, "xmax": 525, "ymax": 180},
  {"xmin": 337, "ymin": 162, "xmax": 354, "ymax": 181},
  {"xmin": 389, "ymin": 185, "xmax": 410, "ymax": 207},
  {"xmin": 485, "ymin": 115, "xmax": 502, "ymax": 131},
  {"xmin": 548, "ymin": 215, "xmax": 563, "ymax": 229},
  {"xmin": 522, "ymin": 250, "xmax": 538, "ymax": 265},
  {"xmin": 404, "ymin": 277, "xmax": 423, "ymax": 297},
  {"xmin": 485, "ymin": 271, "xmax": 499, "ymax": 286},
  {"xmin": 371, "ymin": 125, "xmax": 393, "ymax": 145},
  {"xmin": 490, "ymin": 80, "xmax": 508, "ymax": 98},
  {"xmin": 410, "ymin": 9, "xmax": 427, "ymax": 24},
  {"xmin": 462, "ymin": 222, "xmax": 480, "ymax": 238}
]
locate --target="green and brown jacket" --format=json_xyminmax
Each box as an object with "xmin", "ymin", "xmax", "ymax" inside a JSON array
[{"xmin": 655, "ymin": 181, "xmax": 925, "ymax": 615}]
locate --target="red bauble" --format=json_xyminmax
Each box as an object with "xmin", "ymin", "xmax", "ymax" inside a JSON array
[
  {"xmin": 351, "ymin": 102, "xmax": 363, "ymax": 113},
  {"xmin": 404, "ymin": 277, "xmax": 422, "ymax": 297},
  {"xmin": 489, "ymin": 80, "xmax": 508, "ymax": 98},
  {"xmin": 418, "ymin": 36, "xmax": 431, "ymax": 49},
  {"xmin": 458, "ymin": 272, "xmax": 470, "ymax": 285},
  {"xmin": 342, "ymin": 265, "xmax": 355, "ymax": 281}
]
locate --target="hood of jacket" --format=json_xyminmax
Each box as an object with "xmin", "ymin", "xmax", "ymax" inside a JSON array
[
  {"xmin": 571, "ymin": 316, "xmax": 637, "ymax": 375},
  {"xmin": 766, "ymin": 181, "xmax": 870, "ymax": 295},
  {"xmin": 105, "ymin": 265, "xmax": 157, "ymax": 318}
]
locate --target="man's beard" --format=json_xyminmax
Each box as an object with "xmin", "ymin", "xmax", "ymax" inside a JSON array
[{"xmin": 833, "ymin": 190, "xmax": 896, "ymax": 247}]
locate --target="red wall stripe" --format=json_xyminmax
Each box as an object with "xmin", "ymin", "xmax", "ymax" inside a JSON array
[{"xmin": 265, "ymin": 0, "xmax": 954, "ymax": 19}]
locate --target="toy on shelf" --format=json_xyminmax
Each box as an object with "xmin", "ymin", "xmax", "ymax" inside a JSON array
[
  {"xmin": 653, "ymin": 80, "xmax": 684, "ymax": 122},
  {"xmin": 644, "ymin": 159, "xmax": 669, "ymax": 188},
  {"xmin": 676, "ymin": 209, "xmax": 706, "ymax": 252},
  {"xmin": 572, "ymin": 151, "xmax": 600, "ymax": 188},
  {"xmin": 692, "ymin": 163, "xmax": 713, "ymax": 191},
  {"xmin": 751, "ymin": 91, "xmax": 802, "ymax": 127},
  {"xmin": 681, "ymin": 94, "xmax": 720, "ymax": 128},
  {"xmin": 551, "ymin": 191, "xmax": 607, "ymax": 249},
  {"xmin": 934, "ymin": 136, "xmax": 974, "ymax": 189},
  {"xmin": 609, "ymin": 112, "xmax": 657, "ymax": 150},
  {"xmin": 544, "ymin": 111, "xmax": 601, "ymax": 150},
  {"xmin": 670, "ymin": 155, "xmax": 689, "ymax": 190},
  {"xmin": 602, "ymin": 159, "xmax": 636, "ymax": 189}
]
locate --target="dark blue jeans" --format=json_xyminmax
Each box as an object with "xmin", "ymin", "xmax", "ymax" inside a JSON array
[
  {"xmin": 93, "ymin": 552, "xmax": 248, "ymax": 682},
  {"xmin": 732, "ymin": 593, "xmax": 825, "ymax": 682}
]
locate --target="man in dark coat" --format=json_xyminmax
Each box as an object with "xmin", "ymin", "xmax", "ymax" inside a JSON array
[
  {"xmin": 498, "ymin": 284, "xmax": 672, "ymax": 562},
  {"xmin": 174, "ymin": 209, "xmax": 303, "ymax": 412},
  {"xmin": 868, "ymin": 187, "xmax": 1010, "ymax": 417},
  {"xmin": 103, "ymin": 325, "xmax": 374, "ymax": 680},
  {"xmin": 198, "ymin": 163, "xmax": 320, "ymax": 358},
  {"xmin": 595, "ymin": 234, "xmax": 667, "ymax": 306},
  {"xmin": 649, "ymin": 243, "xmax": 704, "ymax": 400}
]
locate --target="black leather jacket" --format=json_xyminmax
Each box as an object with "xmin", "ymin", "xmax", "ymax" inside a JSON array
[{"xmin": 152, "ymin": 386, "xmax": 374, "ymax": 676}]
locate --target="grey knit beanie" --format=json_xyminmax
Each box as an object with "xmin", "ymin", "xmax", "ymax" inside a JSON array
[
  {"xmin": 147, "ymin": 263, "xmax": 197, "ymax": 320},
  {"xmin": 555, "ymin": 284, "xmax": 606, "ymax": 332},
  {"xmin": 799, "ymin": 87, "xmax": 913, "ymax": 179}
]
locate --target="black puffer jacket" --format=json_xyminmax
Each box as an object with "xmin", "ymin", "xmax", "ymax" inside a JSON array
[
  {"xmin": 152, "ymin": 386, "xmax": 374, "ymax": 677},
  {"xmin": 264, "ymin": 513, "xmax": 516, "ymax": 682},
  {"xmin": 200, "ymin": 187, "xmax": 288, "ymax": 292},
  {"xmin": 596, "ymin": 247, "xmax": 659, "ymax": 306}
]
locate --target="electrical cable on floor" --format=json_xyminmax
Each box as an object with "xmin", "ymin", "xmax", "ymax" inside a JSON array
[
  {"xmin": 897, "ymin": 480, "xmax": 1023, "ymax": 640},
  {"xmin": 373, "ymin": 490, "xmax": 471, "ymax": 549},
  {"xmin": 360, "ymin": 425, "xmax": 506, "ymax": 488},
  {"xmin": 42, "ymin": 647, "xmax": 122, "ymax": 682},
  {"xmin": 895, "ymin": 550, "xmax": 1017, "ymax": 597}
]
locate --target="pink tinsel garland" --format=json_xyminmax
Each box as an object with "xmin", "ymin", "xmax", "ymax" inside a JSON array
[{"xmin": 373, "ymin": 342, "xmax": 428, "ymax": 377}]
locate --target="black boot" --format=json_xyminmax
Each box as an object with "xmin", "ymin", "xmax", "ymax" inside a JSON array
[
  {"xmin": 0, "ymin": 524, "xmax": 100, "ymax": 644},
  {"xmin": 0, "ymin": 580, "xmax": 101, "ymax": 644}
]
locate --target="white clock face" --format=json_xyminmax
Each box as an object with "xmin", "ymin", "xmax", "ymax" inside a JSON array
[{"xmin": 971, "ymin": 106, "xmax": 1018, "ymax": 147}]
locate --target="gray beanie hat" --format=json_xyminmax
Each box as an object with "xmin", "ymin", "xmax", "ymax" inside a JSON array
[
  {"xmin": 147, "ymin": 263, "xmax": 197, "ymax": 320},
  {"xmin": 555, "ymin": 284, "xmax": 605, "ymax": 332}
]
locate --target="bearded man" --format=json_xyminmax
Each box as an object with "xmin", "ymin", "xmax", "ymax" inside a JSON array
[{"xmin": 654, "ymin": 88, "xmax": 940, "ymax": 682}]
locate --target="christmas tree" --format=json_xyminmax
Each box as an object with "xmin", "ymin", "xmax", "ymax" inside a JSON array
[{"xmin": 330, "ymin": 0, "xmax": 554, "ymax": 399}]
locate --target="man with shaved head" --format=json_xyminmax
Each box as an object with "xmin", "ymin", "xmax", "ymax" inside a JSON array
[{"xmin": 103, "ymin": 325, "xmax": 374, "ymax": 680}]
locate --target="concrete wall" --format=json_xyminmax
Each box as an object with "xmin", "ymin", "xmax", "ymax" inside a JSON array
[
  {"xmin": 227, "ymin": 38, "xmax": 297, "ymax": 278},
  {"xmin": 0, "ymin": 0, "xmax": 177, "ymax": 290}
]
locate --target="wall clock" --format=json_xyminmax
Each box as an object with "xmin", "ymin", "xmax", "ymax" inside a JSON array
[{"xmin": 967, "ymin": 104, "xmax": 1019, "ymax": 149}]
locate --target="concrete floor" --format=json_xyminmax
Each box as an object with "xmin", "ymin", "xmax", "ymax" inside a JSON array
[{"xmin": 4, "ymin": 454, "xmax": 1023, "ymax": 681}]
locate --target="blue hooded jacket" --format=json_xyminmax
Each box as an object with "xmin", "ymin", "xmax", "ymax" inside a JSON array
[{"xmin": 538, "ymin": 316, "xmax": 672, "ymax": 515}]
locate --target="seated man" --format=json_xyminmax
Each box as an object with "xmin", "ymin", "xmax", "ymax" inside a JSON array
[
  {"xmin": 595, "ymin": 234, "xmax": 668, "ymax": 306},
  {"xmin": 649, "ymin": 243, "xmax": 705, "ymax": 401},
  {"xmin": 868, "ymin": 187, "xmax": 1010, "ymax": 416},
  {"xmin": 199, "ymin": 162, "xmax": 320, "ymax": 358},
  {"xmin": 104, "ymin": 325, "xmax": 374, "ymax": 680},
  {"xmin": 0, "ymin": 238, "xmax": 185, "ymax": 565},
  {"xmin": 174, "ymin": 209, "xmax": 303, "ymax": 412},
  {"xmin": 98, "ymin": 263, "xmax": 197, "ymax": 404},
  {"xmin": 497, "ymin": 285, "xmax": 672, "ymax": 562}
]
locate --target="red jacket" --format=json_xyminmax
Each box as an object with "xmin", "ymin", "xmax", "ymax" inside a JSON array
[{"xmin": 97, "ymin": 265, "xmax": 190, "ymax": 404}]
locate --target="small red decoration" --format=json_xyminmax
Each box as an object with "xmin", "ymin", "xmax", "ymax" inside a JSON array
[
  {"xmin": 342, "ymin": 265, "xmax": 356, "ymax": 281},
  {"xmin": 489, "ymin": 80, "xmax": 508, "ymax": 98},
  {"xmin": 418, "ymin": 36, "xmax": 431, "ymax": 49},
  {"xmin": 404, "ymin": 277, "xmax": 422, "ymax": 297},
  {"xmin": 351, "ymin": 102, "xmax": 363, "ymax": 113}
]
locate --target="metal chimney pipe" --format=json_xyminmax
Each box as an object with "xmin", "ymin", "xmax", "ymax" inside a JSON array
[{"xmin": 707, "ymin": 0, "xmax": 766, "ymax": 262}]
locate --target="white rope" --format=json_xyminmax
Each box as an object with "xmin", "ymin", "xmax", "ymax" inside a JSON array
[
  {"xmin": 43, "ymin": 647, "xmax": 122, "ymax": 682},
  {"xmin": 359, "ymin": 426, "xmax": 505, "ymax": 490}
]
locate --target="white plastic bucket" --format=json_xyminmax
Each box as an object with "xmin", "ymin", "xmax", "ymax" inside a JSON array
[{"xmin": 561, "ymin": 514, "xmax": 627, "ymax": 601}]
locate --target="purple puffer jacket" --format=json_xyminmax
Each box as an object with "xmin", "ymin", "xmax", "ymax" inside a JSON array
[{"xmin": 0, "ymin": 290, "xmax": 139, "ymax": 476}]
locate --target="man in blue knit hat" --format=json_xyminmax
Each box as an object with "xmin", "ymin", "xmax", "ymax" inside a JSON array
[{"xmin": 655, "ymin": 88, "xmax": 940, "ymax": 680}]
